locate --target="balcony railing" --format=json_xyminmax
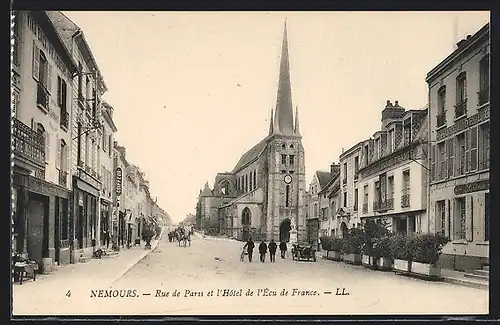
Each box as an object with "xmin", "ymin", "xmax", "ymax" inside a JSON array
[
  {"xmin": 60, "ymin": 111, "xmax": 69, "ymax": 130},
  {"xmin": 436, "ymin": 111, "xmax": 446, "ymax": 127},
  {"xmin": 12, "ymin": 118, "xmax": 46, "ymax": 166},
  {"xmin": 401, "ymin": 190, "xmax": 410, "ymax": 208},
  {"xmin": 58, "ymin": 170, "xmax": 68, "ymax": 187},
  {"xmin": 362, "ymin": 203, "xmax": 368, "ymax": 213},
  {"xmin": 36, "ymin": 83, "xmax": 49, "ymax": 109},
  {"xmin": 478, "ymin": 87, "xmax": 490, "ymax": 106},
  {"xmin": 373, "ymin": 198, "xmax": 394, "ymax": 212},
  {"xmin": 454, "ymin": 99, "xmax": 467, "ymax": 118}
]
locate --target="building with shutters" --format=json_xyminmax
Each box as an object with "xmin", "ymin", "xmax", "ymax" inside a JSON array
[
  {"xmin": 357, "ymin": 101, "xmax": 429, "ymax": 236},
  {"xmin": 47, "ymin": 11, "xmax": 108, "ymax": 263},
  {"xmin": 426, "ymin": 23, "xmax": 490, "ymax": 272},
  {"xmin": 197, "ymin": 21, "xmax": 307, "ymax": 242},
  {"xmin": 11, "ymin": 11, "xmax": 78, "ymax": 269}
]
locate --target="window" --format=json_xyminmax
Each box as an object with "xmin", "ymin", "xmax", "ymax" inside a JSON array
[
  {"xmin": 58, "ymin": 140, "xmax": 68, "ymax": 172},
  {"xmin": 289, "ymin": 155, "xmax": 294, "ymax": 166},
  {"xmin": 363, "ymin": 145, "xmax": 369, "ymax": 166},
  {"xmin": 430, "ymin": 145, "xmax": 436, "ymax": 181},
  {"xmin": 438, "ymin": 142, "xmax": 446, "ymax": 180},
  {"xmin": 281, "ymin": 154, "xmax": 287, "ymax": 165},
  {"xmin": 343, "ymin": 192, "xmax": 347, "ymax": 207},
  {"xmin": 343, "ymin": 163, "xmax": 347, "ymax": 184},
  {"xmin": 13, "ymin": 12, "xmax": 21, "ymax": 67},
  {"xmin": 103, "ymin": 129, "xmax": 107, "ymax": 152},
  {"xmin": 446, "ymin": 138, "xmax": 454, "ymax": 178},
  {"xmin": 375, "ymin": 138, "xmax": 380, "ymax": 160},
  {"xmin": 479, "ymin": 55, "xmax": 490, "ymax": 105},
  {"xmin": 78, "ymin": 62, "xmax": 83, "ymax": 100},
  {"xmin": 437, "ymin": 86, "xmax": 446, "ymax": 127},
  {"xmin": 249, "ymin": 172, "xmax": 253, "ymax": 190},
  {"xmin": 290, "ymin": 144, "xmax": 294, "ymax": 149},
  {"xmin": 285, "ymin": 185, "xmax": 290, "ymax": 207},
  {"xmin": 281, "ymin": 144, "xmax": 286, "ymax": 150},
  {"xmin": 401, "ymin": 170, "xmax": 410, "ymax": 207},
  {"xmin": 86, "ymin": 76, "xmax": 92, "ymax": 101},
  {"xmin": 253, "ymin": 170, "xmax": 257, "ymax": 188},
  {"xmin": 455, "ymin": 72, "xmax": 467, "ymax": 118},
  {"xmin": 354, "ymin": 156, "xmax": 359, "ymax": 179},
  {"xmin": 12, "ymin": 90, "xmax": 20, "ymax": 118},
  {"xmin": 33, "ymin": 43, "xmax": 51, "ymax": 108},
  {"xmin": 363, "ymin": 185, "xmax": 368, "ymax": 213},
  {"xmin": 436, "ymin": 200, "xmax": 446, "ymax": 236},
  {"xmin": 484, "ymin": 193, "xmax": 489, "ymax": 241},
  {"xmin": 84, "ymin": 134, "xmax": 89, "ymax": 166},
  {"xmin": 109, "ymin": 134, "xmax": 113, "ymax": 156},
  {"xmin": 387, "ymin": 176, "xmax": 394, "ymax": 208},
  {"xmin": 478, "ymin": 122, "xmax": 490, "ymax": 170},
  {"xmin": 353, "ymin": 188, "xmax": 358, "ymax": 211},
  {"xmin": 403, "ymin": 119, "xmax": 411, "ymax": 146},
  {"xmin": 468, "ymin": 126, "xmax": 478, "ymax": 171},
  {"xmin": 388, "ymin": 130, "xmax": 394, "ymax": 153},
  {"xmin": 457, "ymin": 133, "xmax": 466, "ymax": 175},
  {"xmin": 36, "ymin": 123, "xmax": 49, "ymax": 163},
  {"xmin": 455, "ymin": 197, "xmax": 466, "ymax": 240}
]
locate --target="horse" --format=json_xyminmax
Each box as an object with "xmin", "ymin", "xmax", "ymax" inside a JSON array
[{"xmin": 177, "ymin": 232, "xmax": 191, "ymax": 247}]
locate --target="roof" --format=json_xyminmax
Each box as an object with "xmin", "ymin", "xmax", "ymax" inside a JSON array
[
  {"xmin": 316, "ymin": 171, "xmax": 333, "ymax": 190},
  {"xmin": 320, "ymin": 172, "xmax": 340, "ymax": 195},
  {"xmin": 200, "ymin": 183, "xmax": 213, "ymax": 197},
  {"xmin": 232, "ymin": 137, "xmax": 268, "ymax": 173}
]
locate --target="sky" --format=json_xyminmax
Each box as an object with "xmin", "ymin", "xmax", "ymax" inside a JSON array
[{"xmin": 62, "ymin": 11, "xmax": 490, "ymax": 223}]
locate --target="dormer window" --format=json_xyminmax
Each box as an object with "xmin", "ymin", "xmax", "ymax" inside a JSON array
[
  {"xmin": 403, "ymin": 118, "xmax": 411, "ymax": 146},
  {"xmin": 388, "ymin": 128, "xmax": 394, "ymax": 153}
]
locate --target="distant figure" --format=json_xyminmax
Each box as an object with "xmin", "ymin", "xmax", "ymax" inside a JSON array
[
  {"xmin": 243, "ymin": 238, "xmax": 255, "ymax": 262},
  {"xmin": 103, "ymin": 230, "xmax": 110, "ymax": 249},
  {"xmin": 268, "ymin": 239, "xmax": 277, "ymax": 263},
  {"xmin": 280, "ymin": 240, "xmax": 287, "ymax": 259},
  {"xmin": 258, "ymin": 240, "xmax": 268, "ymax": 263}
]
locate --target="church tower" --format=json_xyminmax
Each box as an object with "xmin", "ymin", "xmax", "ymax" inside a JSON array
[{"xmin": 265, "ymin": 20, "xmax": 306, "ymax": 242}]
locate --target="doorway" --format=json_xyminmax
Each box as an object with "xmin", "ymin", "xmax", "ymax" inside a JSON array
[
  {"xmin": 27, "ymin": 192, "xmax": 48, "ymax": 268},
  {"xmin": 241, "ymin": 207, "xmax": 251, "ymax": 241},
  {"xmin": 54, "ymin": 197, "xmax": 60, "ymax": 264},
  {"xmin": 340, "ymin": 222, "xmax": 348, "ymax": 238},
  {"xmin": 279, "ymin": 218, "xmax": 291, "ymax": 242}
]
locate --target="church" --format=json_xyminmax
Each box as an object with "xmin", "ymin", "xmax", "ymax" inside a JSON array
[{"xmin": 196, "ymin": 21, "xmax": 307, "ymax": 242}]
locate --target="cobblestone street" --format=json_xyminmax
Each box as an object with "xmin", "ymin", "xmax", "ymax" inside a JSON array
[{"xmin": 13, "ymin": 235, "xmax": 488, "ymax": 315}]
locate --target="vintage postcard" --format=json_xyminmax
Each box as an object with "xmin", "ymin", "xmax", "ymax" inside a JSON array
[{"xmin": 11, "ymin": 10, "xmax": 490, "ymax": 316}]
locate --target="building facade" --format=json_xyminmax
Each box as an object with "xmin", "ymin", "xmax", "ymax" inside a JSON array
[
  {"xmin": 307, "ymin": 170, "xmax": 335, "ymax": 248},
  {"xmin": 357, "ymin": 101, "xmax": 429, "ymax": 235},
  {"xmin": 426, "ymin": 24, "xmax": 490, "ymax": 271},
  {"xmin": 197, "ymin": 22, "xmax": 307, "ymax": 242},
  {"xmin": 338, "ymin": 142, "xmax": 363, "ymax": 235},
  {"xmin": 12, "ymin": 11, "xmax": 78, "ymax": 269}
]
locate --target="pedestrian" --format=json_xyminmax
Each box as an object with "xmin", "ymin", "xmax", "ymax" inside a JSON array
[
  {"xmin": 259, "ymin": 240, "xmax": 268, "ymax": 263},
  {"xmin": 268, "ymin": 239, "xmax": 277, "ymax": 262},
  {"xmin": 243, "ymin": 238, "xmax": 255, "ymax": 262},
  {"xmin": 102, "ymin": 230, "xmax": 110, "ymax": 249},
  {"xmin": 280, "ymin": 240, "xmax": 287, "ymax": 259}
]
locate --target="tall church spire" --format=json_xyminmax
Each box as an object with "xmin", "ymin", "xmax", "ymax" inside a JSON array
[
  {"xmin": 268, "ymin": 107, "xmax": 274, "ymax": 136},
  {"xmin": 274, "ymin": 19, "xmax": 294, "ymax": 135},
  {"xmin": 294, "ymin": 105, "xmax": 300, "ymax": 135}
]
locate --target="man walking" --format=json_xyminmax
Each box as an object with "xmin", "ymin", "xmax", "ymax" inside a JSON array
[
  {"xmin": 280, "ymin": 240, "xmax": 287, "ymax": 259},
  {"xmin": 258, "ymin": 240, "xmax": 268, "ymax": 263},
  {"xmin": 268, "ymin": 239, "xmax": 277, "ymax": 262},
  {"xmin": 243, "ymin": 238, "xmax": 255, "ymax": 262}
]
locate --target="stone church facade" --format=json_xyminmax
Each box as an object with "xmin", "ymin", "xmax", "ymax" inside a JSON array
[{"xmin": 196, "ymin": 22, "xmax": 307, "ymax": 242}]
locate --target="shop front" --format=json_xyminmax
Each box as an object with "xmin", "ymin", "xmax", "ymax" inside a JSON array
[
  {"xmin": 99, "ymin": 199, "xmax": 112, "ymax": 248},
  {"xmin": 12, "ymin": 170, "xmax": 71, "ymax": 271},
  {"xmin": 71, "ymin": 168, "xmax": 101, "ymax": 262}
]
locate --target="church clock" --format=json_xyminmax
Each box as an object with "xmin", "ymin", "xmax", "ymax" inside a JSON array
[{"xmin": 284, "ymin": 174, "xmax": 292, "ymax": 184}]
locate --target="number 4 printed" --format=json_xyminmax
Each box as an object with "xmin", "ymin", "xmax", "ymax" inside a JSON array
[{"xmin": 66, "ymin": 290, "xmax": 71, "ymax": 297}]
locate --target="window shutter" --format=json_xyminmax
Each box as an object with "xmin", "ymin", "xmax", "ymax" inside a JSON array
[
  {"xmin": 431, "ymin": 145, "xmax": 436, "ymax": 181},
  {"xmin": 62, "ymin": 80, "xmax": 67, "ymax": 111},
  {"xmin": 465, "ymin": 130, "xmax": 471, "ymax": 173},
  {"xmin": 45, "ymin": 132, "xmax": 50, "ymax": 163},
  {"xmin": 447, "ymin": 138, "xmax": 454, "ymax": 178},
  {"xmin": 57, "ymin": 77, "xmax": 62, "ymax": 106},
  {"xmin": 465, "ymin": 196, "xmax": 473, "ymax": 241},
  {"xmin": 109, "ymin": 135, "xmax": 112, "ymax": 156},
  {"xmin": 47, "ymin": 63, "xmax": 53, "ymax": 94},
  {"xmin": 455, "ymin": 136, "xmax": 461, "ymax": 176},
  {"xmin": 65, "ymin": 146, "xmax": 70, "ymax": 172},
  {"xmin": 56, "ymin": 138, "xmax": 61, "ymax": 170},
  {"xmin": 478, "ymin": 126, "xmax": 484, "ymax": 169},
  {"xmin": 32, "ymin": 41, "xmax": 40, "ymax": 81},
  {"xmin": 470, "ymin": 126, "xmax": 478, "ymax": 171}
]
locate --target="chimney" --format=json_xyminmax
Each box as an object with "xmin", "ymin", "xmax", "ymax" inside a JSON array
[
  {"xmin": 386, "ymin": 100, "xmax": 393, "ymax": 108},
  {"xmin": 394, "ymin": 100, "xmax": 399, "ymax": 107},
  {"xmin": 330, "ymin": 163, "xmax": 340, "ymax": 175}
]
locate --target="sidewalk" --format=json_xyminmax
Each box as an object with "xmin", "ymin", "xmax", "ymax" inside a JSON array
[
  {"xmin": 194, "ymin": 231, "xmax": 238, "ymax": 242},
  {"xmin": 441, "ymin": 268, "xmax": 489, "ymax": 290},
  {"xmin": 13, "ymin": 229, "xmax": 164, "ymax": 297}
]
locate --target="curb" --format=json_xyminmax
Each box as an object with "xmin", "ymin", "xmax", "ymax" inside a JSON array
[
  {"xmin": 108, "ymin": 228, "xmax": 164, "ymax": 287},
  {"xmin": 443, "ymin": 277, "xmax": 489, "ymax": 290}
]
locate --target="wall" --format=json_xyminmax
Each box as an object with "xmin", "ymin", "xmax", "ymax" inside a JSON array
[{"xmin": 340, "ymin": 147, "xmax": 362, "ymax": 228}]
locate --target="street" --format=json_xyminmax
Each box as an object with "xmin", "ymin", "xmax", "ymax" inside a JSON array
[{"xmin": 13, "ymin": 235, "xmax": 488, "ymax": 316}]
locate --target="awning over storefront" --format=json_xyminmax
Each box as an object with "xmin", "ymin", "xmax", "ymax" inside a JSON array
[{"xmin": 74, "ymin": 178, "xmax": 99, "ymax": 197}]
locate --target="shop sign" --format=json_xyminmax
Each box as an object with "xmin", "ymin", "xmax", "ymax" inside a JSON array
[
  {"xmin": 454, "ymin": 179, "xmax": 489, "ymax": 196},
  {"xmin": 115, "ymin": 167, "xmax": 123, "ymax": 196},
  {"xmin": 437, "ymin": 107, "xmax": 490, "ymax": 141}
]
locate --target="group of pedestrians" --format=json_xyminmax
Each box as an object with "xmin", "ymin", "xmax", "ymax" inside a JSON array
[{"xmin": 241, "ymin": 238, "xmax": 288, "ymax": 263}]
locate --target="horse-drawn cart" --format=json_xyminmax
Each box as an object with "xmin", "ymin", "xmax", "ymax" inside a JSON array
[{"xmin": 291, "ymin": 242, "xmax": 317, "ymax": 262}]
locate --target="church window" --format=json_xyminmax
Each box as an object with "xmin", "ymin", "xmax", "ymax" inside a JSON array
[
  {"xmin": 249, "ymin": 172, "xmax": 253, "ymax": 190},
  {"xmin": 281, "ymin": 170, "xmax": 286, "ymax": 174},
  {"xmin": 282, "ymin": 143, "xmax": 286, "ymax": 150},
  {"xmin": 290, "ymin": 144, "xmax": 294, "ymax": 149},
  {"xmin": 285, "ymin": 185, "xmax": 290, "ymax": 207},
  {"xmin": 281, "ymin": 154, "xmax": 287, "ymax": 165},
  {"xmin": 289, "ymin": 171, "xmax": 294, "ymax": 174},
  {"xmin": 289, "ymin": 155, "xmax": 295, "ymax": 166},
  {"xmin": 253, "ymin": 170, "xmax": 257, "ymax": 189}
]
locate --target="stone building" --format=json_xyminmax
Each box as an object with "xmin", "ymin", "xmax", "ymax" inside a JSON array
[
  {"xmin": 426, "ymin": 23, "xmax": 490, "ymax": 271},
  {"xmin": 307, "ymin": 170, "xmax": 335, "ymax": 248},
  {"xmin": 318, "ymin": 164, "xmax": 340, "ymax": 239},
  {"xmin": 11, "ymin": 11, "xmax": 78, "ymax": 269},
  {"xmin": 357, "ymin": 101, "xmax": 429, "ymax": 235},
  {"xmin": 338, "ymin": 142, "xmax": 364, "ymax": 235},
  {"xmin": 47, "ymin": 11, "xmax": 107, "ymax": 262},
  {"xmin": 197, "ymin": 21, "xmax": 307, "ymax": 242}
]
